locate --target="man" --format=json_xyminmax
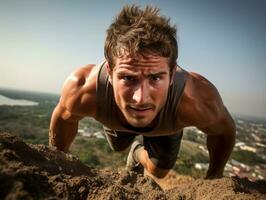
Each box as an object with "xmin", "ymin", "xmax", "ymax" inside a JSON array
[{"xmin": 49, "ymin": 5, "xmax": 235, "ymax": 179}]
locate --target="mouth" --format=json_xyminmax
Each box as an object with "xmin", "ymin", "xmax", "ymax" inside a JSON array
[
  {"xmin": 129, "ymin": 107, "xmax": 152, "ymax": 111},
  {"xmin": 127, "ymin": 105, "xmax": 154, "ymax": 117}
]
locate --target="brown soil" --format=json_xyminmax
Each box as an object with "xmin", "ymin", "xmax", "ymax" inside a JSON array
[{"xmin": 0, "ymin": 132, "xmax": 265, "ymax": 200}]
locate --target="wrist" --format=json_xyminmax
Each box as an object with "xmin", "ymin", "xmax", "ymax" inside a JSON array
[{"xmin": 206, "ymin": 168, "xmax": 223, "ymax": 179}]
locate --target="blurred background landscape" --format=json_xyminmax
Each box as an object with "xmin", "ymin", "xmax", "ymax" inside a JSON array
[
  {"xmin": 1, "ymin": 88, "xmax": 265, "ymax": 181},
  {"xmin": 1, "ymin": 0, "xmax": 265, "ymax": 184}
]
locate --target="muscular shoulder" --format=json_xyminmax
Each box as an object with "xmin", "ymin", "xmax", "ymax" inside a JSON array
[
  {"xmin": 59, "ymin": 63, "xmax": 100, "ymax": 118},
  {"xmin": 177, "ymin": 72, "xmax": 225, "ymax": 128}
]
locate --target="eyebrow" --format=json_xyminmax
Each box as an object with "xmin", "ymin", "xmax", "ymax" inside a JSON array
[
  {"xmin": 117, "ymin": 71, "xmax": 168, "ymax": 78},
  {"xmin": 149, "ymin": 72, "xmax": 168, "ymax": 76},
  {"xmin": 116, "ymin": 71, "xmax": 139, "ymax": 76},
  {"xmin": 118, "ymin": 70, "xmax": 169, "ymax": 77}
]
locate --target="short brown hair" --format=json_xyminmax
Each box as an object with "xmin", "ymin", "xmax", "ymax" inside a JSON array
[{"xmin": 104, "ymin": 5, "xmax": 178, "ymax": 71}]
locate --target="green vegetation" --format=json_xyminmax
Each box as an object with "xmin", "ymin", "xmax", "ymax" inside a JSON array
[
  {"xmin": 0, "ymin": 88, "xmax": 59, "ymax": 145},
  {"xmin": 183, "ymin": 128, "xmax": 206, "ymax": 144},
  {"xmin": 232, "ymin": 150, "xmax": 266, "ymax": 165},
  {"xmin": 174, "ymin": 140, "xmax": 208, "ymax": 178},
  {"xmin": 71, "ymin": 136, "xmax": 127, "ymax": 168}
]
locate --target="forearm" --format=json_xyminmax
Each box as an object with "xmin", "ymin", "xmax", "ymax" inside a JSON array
[
  {"xmin": 206, "ymin": 133, "xmax": 235, "ymax": 178},
  {"xmin": 49, "ymin": 108, "xmax": 79, "ymax": 153}
]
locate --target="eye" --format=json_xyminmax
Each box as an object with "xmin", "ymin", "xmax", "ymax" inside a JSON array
[
  {"xmin": 122, "ymin": 76, "xmax": 137, "ymax": 83},
  {"xmin": 150, "ymin": 75, "xmax": 161, "ymax": 82}
]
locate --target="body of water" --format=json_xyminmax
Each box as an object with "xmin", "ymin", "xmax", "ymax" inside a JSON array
[{"xmin": 0, "ymin": 94, "xmax": 39, "ymax": 106}]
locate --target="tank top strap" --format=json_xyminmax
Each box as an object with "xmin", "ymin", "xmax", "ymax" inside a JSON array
[
  {"xmin": 96, "ymin": 61, "xmax": 110, "ymax": 123},
  {"xmin": 158, "ymin": 68, "xmax": 187, "ymax": 132}
]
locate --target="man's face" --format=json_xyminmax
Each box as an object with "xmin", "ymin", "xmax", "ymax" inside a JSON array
[{"xmin": 108, "ymin": 54, "xmax": 173, "ymax": 128}]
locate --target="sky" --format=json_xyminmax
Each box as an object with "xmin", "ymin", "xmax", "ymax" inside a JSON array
[{"xmin": 0, "ymin": 0, "xmax": 265, "ymax": 118}]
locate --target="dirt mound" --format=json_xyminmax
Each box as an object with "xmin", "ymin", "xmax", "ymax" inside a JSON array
[{"xmin": 0, "ymin": 132, "xmax": 265, "ymax": 200}]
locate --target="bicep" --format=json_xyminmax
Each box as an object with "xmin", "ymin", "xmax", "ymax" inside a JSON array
[
  {"xmin": 60, "ymin": 72, "xmax": 85, "ymax": 112},
  {"xmin": 198, "ymin": 106, "xmax": 236, "ymax": 137},
  {"xmin": 191, "ymin": 75, "xmax": 235, "ymax": 135},
  {"xmin": 51, "ymin": 102, "xmax": 83, "ymax": 124},
  {"xmin": 59, "ymin": 68, "xmax": 96, "ymax": 117},
  {"xmin": 51, "ymin": 76, "xmax": 85, "ymax": 122}
]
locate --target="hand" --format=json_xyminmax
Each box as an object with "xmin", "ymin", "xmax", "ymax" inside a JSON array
[{"xmin": 205, "ymin": 170, "xmax": 223, "ymax": 179}]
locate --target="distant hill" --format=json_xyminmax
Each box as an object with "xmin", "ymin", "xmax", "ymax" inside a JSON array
[{"xmin": 233, "ymin": 113, "xmax": 266, "ymax": 124}]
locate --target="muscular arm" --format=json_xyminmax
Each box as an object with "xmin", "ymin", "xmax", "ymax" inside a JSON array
[
  {"xmin": 200, "ymin": 108, "xmax": 236, "ymax": 178},
  {"xmin": 178, "ymin": 72, "xmax": 236, "ymax": 178},
  {"xmin": 49, "ymin": 104, "xmax": 82, "ymax": 152},
  {"xmin": 49, "ymin": 64, "xmax": 97, "ymax": 152}
]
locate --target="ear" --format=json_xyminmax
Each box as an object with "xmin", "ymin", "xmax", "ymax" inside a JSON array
[
  {"xmin": 106, "ymin": 62, "xmax": 113, "ymax": 84},
  {"xmin": 170, "ymin": 65, "xmax": 177, "ymax": 85}
]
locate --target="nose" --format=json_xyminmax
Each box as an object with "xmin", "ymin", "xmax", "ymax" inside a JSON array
[{"xmin": 132, "ymin": 81, "xmax": 150, "ymax": 104}]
